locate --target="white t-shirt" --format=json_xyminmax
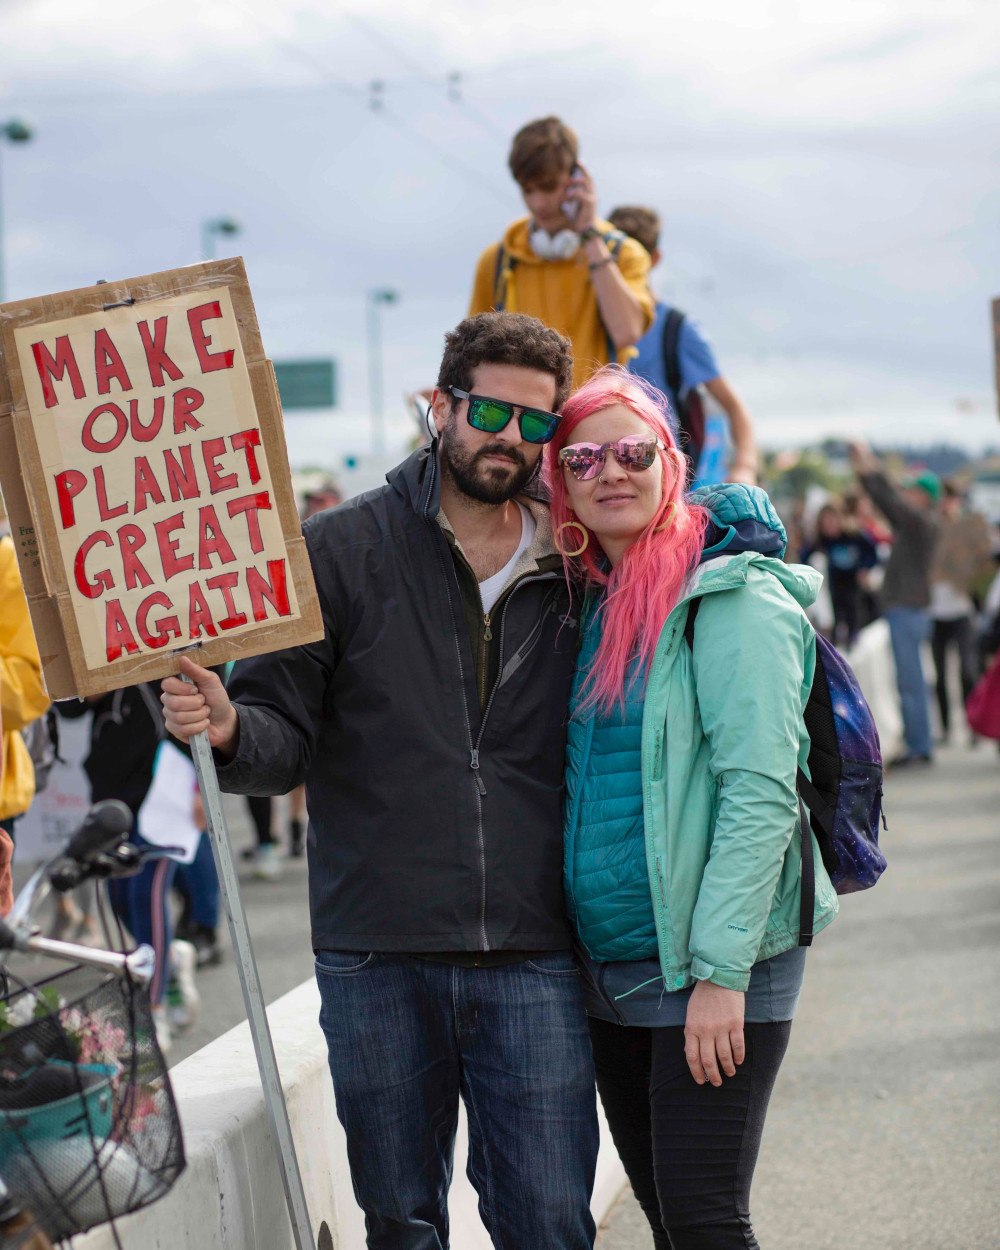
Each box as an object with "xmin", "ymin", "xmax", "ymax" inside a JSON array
[
  {"xmin": 478, "ymin": 503, "xmax": 535, "ymax": 614},
  {"xmin": 929, "ymin": 579, "xmax": 974, "ymax": 621}
]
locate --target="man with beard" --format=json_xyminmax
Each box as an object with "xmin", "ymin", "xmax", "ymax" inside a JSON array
[{"xmin": 160, "ymin": 312, "xmax": 599, "ymax": 1249}]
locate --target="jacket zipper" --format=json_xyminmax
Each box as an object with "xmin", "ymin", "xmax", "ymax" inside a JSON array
[
  {"xmin": 479, "ymin": 612, "xmax": 492, "ymax": 708},
  {"xmin": 430, "ymin": 527, "xmax": 490, "ymax": 947},
  {"xmin": 420, "ymin": 448, "xmax": 495, "ymax": 946},
  {"xmin": 467, "ymin": 572, "xmax": 560, "ymax": 942},
  {"xmin": 472, "ymin": 573, "xmax": 559, "ymax": 778}
]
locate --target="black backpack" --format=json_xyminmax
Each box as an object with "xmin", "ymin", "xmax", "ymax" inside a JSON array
[{"xmin": 662, "ymin": 308, "xmax": 706, "ymax": 483}]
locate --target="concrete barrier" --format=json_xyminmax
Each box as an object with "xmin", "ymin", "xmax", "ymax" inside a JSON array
[
  {"xmin": 78, "ymin": 979, "xmax": 626, "ymax": 1249},
  {"xmin": 845, "ymin": 618, "xmax": 904, "ymax": 763}
]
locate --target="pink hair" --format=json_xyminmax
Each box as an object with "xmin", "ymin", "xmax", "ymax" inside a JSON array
[{"xmin": 545, "ymin": 367, "xmax": 708, "ymax": 714}]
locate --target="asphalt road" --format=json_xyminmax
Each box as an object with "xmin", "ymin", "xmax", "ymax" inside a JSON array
[{"xmin": 597, "ymin": 742, "xmax": 1000, "ymax": 1249}]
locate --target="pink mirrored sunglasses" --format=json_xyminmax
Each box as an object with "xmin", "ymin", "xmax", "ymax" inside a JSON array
[{"xmin": 558, "ymin": 435, "xmax": 664, "ymax": 481}]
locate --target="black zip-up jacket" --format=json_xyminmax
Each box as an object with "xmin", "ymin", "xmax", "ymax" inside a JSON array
[{"xmin": 216, "ymin": 443, "xmax": 578, "ymax": 953}]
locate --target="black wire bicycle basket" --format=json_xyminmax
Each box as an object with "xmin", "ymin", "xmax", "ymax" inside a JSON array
[{"xmin": 0, "ymin": 963, "xmax": 185, "ymax": 1243}]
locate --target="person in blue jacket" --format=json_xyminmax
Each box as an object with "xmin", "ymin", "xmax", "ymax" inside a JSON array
[{"xmin": 546, "ymin": 367, "xmax": 837, "ymax": 1249}]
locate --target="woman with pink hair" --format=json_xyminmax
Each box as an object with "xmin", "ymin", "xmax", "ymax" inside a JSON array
[{"xmin": 548, "ymin": 367, "xmax": 838, "ymax": 1248}]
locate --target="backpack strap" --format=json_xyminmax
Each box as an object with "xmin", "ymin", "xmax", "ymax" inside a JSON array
[
  {"xmin": 795, "ymin": 770, "xmax": 834, "ymax": 839},
  {"xmin": 594, "ymin": 229, "xmax": 626, "ymax": 363},
  {"xmin": 685, "ymin": 594, "xmax": 815, "ymax": 947},
  {"xmin": 661, "ymin": 307, "xmax": 686, "ymax": 403},
  {"xmin": 492, "ymin": 243, "xmax": 514, "ymax": 311},
  {"xmin": 683, "ymin": 595, "xmax": 701, "ymax": 652},
  {"xmin": 797, "ymin": 795, "xmax": 815, "ymax": 947}
]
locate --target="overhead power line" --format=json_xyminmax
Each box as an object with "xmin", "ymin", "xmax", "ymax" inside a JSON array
[
  {"xmin": 222, "ymin": 0, "xmax": 514, "ymax": 207},
  {"xmin": 347, "ymin": 14, "xmax": 509, "ymax": 143}
]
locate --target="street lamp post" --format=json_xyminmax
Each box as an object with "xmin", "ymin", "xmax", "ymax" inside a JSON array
[
  {"xmin": 201, "ymin": 216, "xmax": 241, "ymax": 261},
  {"xmin": 0, "ymin": 118, "xmax": 34, "ymax": 304},
  {"xmin": 367, "ymin": 287, "xmax": 399, "ymax": 455}
]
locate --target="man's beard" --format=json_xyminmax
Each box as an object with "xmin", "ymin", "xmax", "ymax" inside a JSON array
[{"xmin": 439, "ymin": 420, "xmax": 539, "ymax": 505}]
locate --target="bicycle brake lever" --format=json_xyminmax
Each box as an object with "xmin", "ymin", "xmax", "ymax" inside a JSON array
[
  {"xmin": 94, "ymin": 843, "xmax": 144, "ymax": 879},
  {"xmin": 132, "ymin": 844, "xmax": 184, "ymax": 864}
]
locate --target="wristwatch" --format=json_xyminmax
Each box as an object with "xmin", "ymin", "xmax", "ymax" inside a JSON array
[{"xmin": 578, "ymin": 226, "xmax": 601, "ymax": 243}]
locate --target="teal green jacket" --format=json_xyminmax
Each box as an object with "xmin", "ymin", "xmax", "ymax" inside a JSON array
[{"xmin": 566, "ymin": 552, "xmax": 839, "ymax": 992}]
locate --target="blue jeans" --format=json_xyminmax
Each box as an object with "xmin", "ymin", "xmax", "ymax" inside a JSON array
[
  {"xmin": 886, "ymin": 606, "xmax": 933, "ymax": 757},
  {"xmin": 173, "ymin": 831, "xmax": 219, "ymax": 929},
  {"xmin": 315, "ymin": 951, "xmax": 599, "ymax": 1250}
]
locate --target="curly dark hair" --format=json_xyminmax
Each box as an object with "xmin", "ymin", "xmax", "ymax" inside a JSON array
[{"xmin": 437, "ymin": 312, "xmax": 573, "ymax": 411}]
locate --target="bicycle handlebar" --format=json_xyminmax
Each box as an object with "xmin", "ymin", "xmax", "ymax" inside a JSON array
[
  {"xmin": 0, "ymin": 912, "xmax": 154, "ymax": 982},
  {"xmin": 1, "ymin": 800, "xmax": 167, "ymax": 982},
  {"xmin": 47, "ymin": 840, "xmax": 144, "ymax": 893}
]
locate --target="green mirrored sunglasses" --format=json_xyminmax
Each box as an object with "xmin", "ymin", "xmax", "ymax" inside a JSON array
[{"xmin": 449, "ymin": 387, "xmax": 561, "ymax": 445}]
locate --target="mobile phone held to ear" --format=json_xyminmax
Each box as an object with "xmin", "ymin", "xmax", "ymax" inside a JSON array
[{"xmin": 561, "ymin": 165, "xmax": 582, "ymax": 222}]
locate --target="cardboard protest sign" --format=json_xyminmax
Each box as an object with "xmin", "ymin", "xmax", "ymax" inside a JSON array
[{"xmin": 0, "ymin": 258, "xmax": 324, "ymax": 698}]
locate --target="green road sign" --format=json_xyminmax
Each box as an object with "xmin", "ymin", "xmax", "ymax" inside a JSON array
[{"xmin": 273, "ymin": 359, "xmax": 336, "ymax": 410}]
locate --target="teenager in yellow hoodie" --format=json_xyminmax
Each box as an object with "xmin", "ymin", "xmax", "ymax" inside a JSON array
[
  {"xmin": 469, "ymin": 116, "xmax": 654, "ymax": 390},
  {"xmin": 0, "ymin": 534, "xmax": 50, "ymax": 836}
]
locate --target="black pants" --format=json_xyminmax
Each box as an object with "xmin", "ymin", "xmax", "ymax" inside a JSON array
[
  {"xmin": 930, "ymin": 616, "xmax": 978, "ymax": 735},
  {"xmin": 245, "ymin": 793, "xmax": 275, "ymax": 846},
  {"xmin": 590, "ymin": 1017, "xmax": 792, "ymax": 1250},
  {"xmin": 830, "ymin": 583, "xmax": 861, "ymax": 649}
]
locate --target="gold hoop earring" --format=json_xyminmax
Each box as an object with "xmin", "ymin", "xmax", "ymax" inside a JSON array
[
  {"xmin": 555, "ymin": 520, "xmax": 589, "ymax": 557},
  {"xmin": 653, "ymin": 502, "xmax": 677, "ymax": 532}
]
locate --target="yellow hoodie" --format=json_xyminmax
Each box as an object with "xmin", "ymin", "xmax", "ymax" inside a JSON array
[
  {"xmin": 0, "ymin": 536, "xmax": 50, "ymax": 821},
  {"xmin": 469, "ymin": 216, "xmax": 654, "ymax": 391}
]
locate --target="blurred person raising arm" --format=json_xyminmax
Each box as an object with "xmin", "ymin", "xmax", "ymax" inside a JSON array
[{"xmin": 849, "ymin": 441, "xmax": 940, "ymax": 764}]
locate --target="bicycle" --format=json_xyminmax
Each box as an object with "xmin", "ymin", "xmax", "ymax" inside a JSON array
[{"xmin": 0, "ymin": 801, "xmax": 185, "ymax": 1248}]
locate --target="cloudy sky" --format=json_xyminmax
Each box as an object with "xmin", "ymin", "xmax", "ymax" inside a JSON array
[{"xmin": 2, "ymin": 0, "xmax": 999, "ymax": 469}]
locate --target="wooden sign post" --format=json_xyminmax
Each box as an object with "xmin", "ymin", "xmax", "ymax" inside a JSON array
[{"xmin": 0, "ymin": 259, "xmax": 323, "ymax": 1250}]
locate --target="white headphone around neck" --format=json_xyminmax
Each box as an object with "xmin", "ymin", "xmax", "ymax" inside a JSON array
[{"xmin": 528, "ymin": 226, "xmax": 580, "ymax": 261}]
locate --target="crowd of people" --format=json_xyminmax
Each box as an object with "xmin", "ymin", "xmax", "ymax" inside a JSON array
[
  {"xmin": 794, "ymin": 447, "xmax": 998, "ymax": 765},
  {"xmin": 1, "ymin": 111, "xmax": 999, "ymax": 1250}
]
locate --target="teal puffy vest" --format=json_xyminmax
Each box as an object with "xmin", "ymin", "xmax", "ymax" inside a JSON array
[{"xmin": 564, "ymin": 602, "xmax": 659, "ymax": 962}]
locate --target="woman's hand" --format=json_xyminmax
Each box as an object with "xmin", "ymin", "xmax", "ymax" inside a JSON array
[{"xmin": 684, "ymin": 980, "xmax": 745, "ymax": 1087}]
